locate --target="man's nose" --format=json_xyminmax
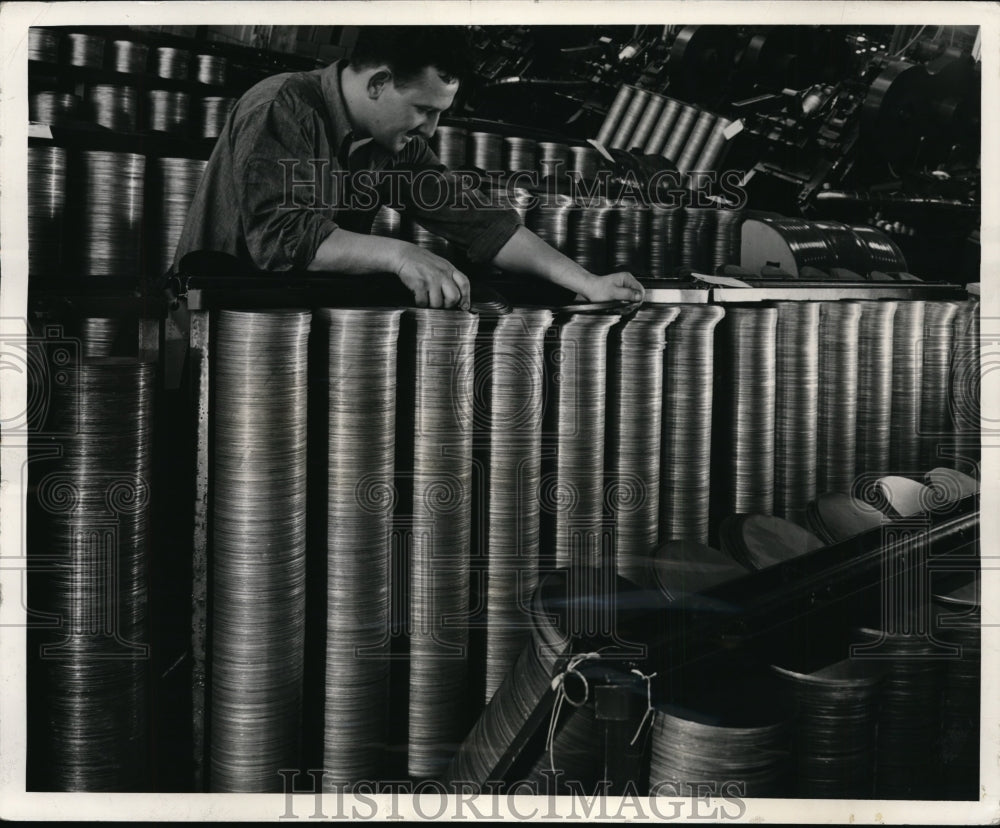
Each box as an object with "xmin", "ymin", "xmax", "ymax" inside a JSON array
[{"xmin": 419, "ymin": 113, "xmax": 440, "ymax": 139}]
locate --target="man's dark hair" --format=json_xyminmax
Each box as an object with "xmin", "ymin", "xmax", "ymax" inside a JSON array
[{"xmin": 349, "ymin": 26, "xmax": 474, "ymax": 86}]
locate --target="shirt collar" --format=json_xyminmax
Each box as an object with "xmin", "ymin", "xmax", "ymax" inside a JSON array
[{"xmin": 321, "ymin": 59, "xmax": 391, "ymax": 168}]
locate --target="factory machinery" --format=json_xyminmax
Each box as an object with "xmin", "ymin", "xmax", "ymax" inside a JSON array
[{"xmin": 23, "ymin": 22, "xmax": 982, "ymax": 803}]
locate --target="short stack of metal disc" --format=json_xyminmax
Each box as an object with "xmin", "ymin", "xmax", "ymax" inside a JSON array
[
  {"xmin": 889, "ymin": 301, "xmax": 925, "ymax": 472},
  {"xmin": 537, "ymin": 142, "xmax": 569, "ymax": 181},
  {"xmin": 771, "ymin": 658, "xmax": 883, "ymax": 798},
  {"xmin": 647, "ymin": 206, "xmax": 681, "ymax": 277},
  {"xmin": 816, "ymin": 301, "xmax": 862, "ymax": 494},
  {"xmin": 30, "ymin": 357, "xmax": 155, "ymax": 791},
  {"xmin": 606, "ymin": 306, "xmax": 680, "ymax": 584},
  {"xmin": 719, "ymin": 514, "xmax": 824, "ymax": 571},
  {"xmin": 29, "ymin": 28, "xmax": 60, "ymax": 62},
  {"xmin": 773, "ymin": 302, "xmax": 819, "ymax": 525},
  {"xmin": 469, "ymin": 131, "xmax": 502, "ymax": 172},
  {"xmin": 400, "ymin": 309, "xmax": 478, "ymax": 779},
  {"xmin": 149, "ymin": 157, "xmax": 207, "ymax": 276},
  {"xmin": 72, "ymin": 150, "xmax": 145, "ymax": 276},
  {"xmin": 713, "ymin": 208, "xmax": 745, "ymax": 271},
  {"xmin": 949, "ymin": 299, "xmax": 980, "ymax": 469},
  {"xmin": 210, "ymin": 309, "xmax": 311, "ymax": 792},
  {"xmin": 370, "ymin": 205, "xmax": 403, "ymax": 239},
  {"xmin": 675, "ymin": 111, "xmax": 716, "ymax": 175},
  {"xmin": 541, "ymin": 308, "xmax": 621, "ymax": 570},
  {"xmin": 527, "ymin": 195, "xmax": 576, "ymax": 256},
  {"xmin": 852, "ymin": 225, "xmax": 907, "ymax": 273},
  {"xmin": 660, "ymin": 305, "xmax": 726, "ymax": 544},
  {"xmin": 196, "ymin": 53, "xmax": 227, "ymax": 86},
  {"xmin": 30, "ymin": 91, "xmax": 82, "ymax": 126},
  {"xmin": 713, "ymin": 305, "xmax": 778, "ymax": 520},
  {"xmin": 433, "ymin": 125, "xmax": 468, "ymax": 168},
  {"xmin": 680, "ymin": 207, "xmax": 715, "ymax": 272},
  {"xmin": 155, "ymin": 46, "xmax": 190, "ymax": 80},
  {"xmin": 855, "ymin": 301, "xmax": 898, "ymax": 477},
  {"xmin": 920, "ymin": 302, "xmax": 960, "ymax": 468},
  {"xmin": 503, "ymin": 136, "xmax": 537, "ymax": 175},
  {"xmin": 805, "ymin": 492, "xmax": 885, "ymax": 544},
  {"xmin": 313, "ymin": 308, "xmax": 403, "ymax": 788},
  {"xmin": 643, "ymin": 98, "xmax": 681, "ymax": 155},
  {"xmin": 607, "ymin": 204, "xmax": 649, "ymax": 275},
  {"xmin": 86, "ymin": 84, "xmax": 138, "ymax": 132},
  {"xmin": 572, "ymin": 199, "xmax": 614, "ymax": 274},
  {"xmin": 28, "ymin": 145, "xmax": 67, "ymax": 276},
  {"xmin": 568, "ymin": 145, "xmax": 600, "ymax": 182},
  {"xmin": 80, "ymin": 317, "xmax": 120, "ymax": 358},
  {"xmin": 145, "ymin": 90, "xmax": 190, "ymax": 135},
  {"xmin": 199, "ymin": 96, "xmax": 236, "ymax": 139},
  {"xmin": 110, "ymin": 40, "xmax": 148, "ymax": 74},
  {"xmin": 67, "ymin": 32, "xmax": 105, "ymax": 67}
]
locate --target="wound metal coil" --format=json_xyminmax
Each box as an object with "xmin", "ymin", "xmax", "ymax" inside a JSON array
[
  {"xmin": 67, "ymin": 32, "xmax": 105, "ymax": 67},
  {"xmin": 920, "ymin": 302, "xmax": 960, "ymax": 468},
  {"xmin": 609, "ymin": 88, "xmax": 651, "ymax": 150},
  {"xmin": 816, "ymin": 302, "xmax": 862, "ymax": 494},
  {"xmin": 433, "ymin": 125, "xmax": 468, "ymax": 169},
  {"xmin": 155, "ymin": 46, "xmax": 190, "ymax": 80},
  {"xmin": 628, "ymin": 93, "xmax": 665, "ymax": 152},
  {"xmin": 596, "ymin": 84, "xmax": 635, "ymax": 147},
  {"xmin": 199, "ymin": 96, "xmax": 236, "ymax": 139},
  {"xmin": 29, "ymin": 28, "xmax": 60, "ymax": 62},
  {"xmin": 675, "ymin": 111, "xmax": 717, "ymax": 175},
  {"xmin": 111, "ymin": 40, "xmax": 148, "ymax": 74},
  {"xmin": 661, "ymin": 105, "xmax": 698, "ymax": 163},
  {"xmin": 855, "ymin": 301, "xmax": 898, "ymax": 476},
  {"xmin": 86, "ymin": 84, "xmax": 138, "ymax": 132},
  {"xmin": 28, "ymin": 145, "xmax": 67, "ymax": 276},
  {"xmin": 196, "ymin": 53, "xmax": 227, "ymax": 86},
  {"xmin": 643, "ymin": 98, "xmax": 681, "ymax": 155},
  {"xmin": 889, "ymin": 301, "xmax": 926, "ymax": 472}
]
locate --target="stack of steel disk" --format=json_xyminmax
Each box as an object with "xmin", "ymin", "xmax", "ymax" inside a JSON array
[
  {"xmin": 31, "ymin": 357, "xmax": 155, "ymax": 791},
  {"xmin": 805, "ymin": 492, "xmax": 885, "ymax": 544},
  {"xmin": 527, "ymin": 195, "xmax": 576, "ymax": 255},
  {"xmin": 627, "ymin": 94, "xmax": 664, "ymax": 155},
  {"xmin": 692, "ymin": 117, "xmax": 731, "ymax": 173},
  {"xmin": 773, "ymin": 302, "xmax": 819, "ymax": 525},
  {"xmin": 537, "ymin": 142, "xmax": 568, "ymax": 180},
  {"xmin": 607, "ymin": 204, "xmax": 649, "ymax": 275},
  {"xmin": 813, "ymin": 220, "xmax": 870, "ymax": 275},
  {"xmin": 210, "ymin": 310, "xmax": 311, "ymax": 792},
  {"xmin": 540, "ymin": 308, "xmax": 621, "ymax": 570},
  {"xmin": 150, "ymin": 157, "xmax": 207, "ymax": 276},
  {"xmin": 145, "ymin": 90, "xmax": 190, "ymax": 135},
  {"xmin": 67, "ymin": 33, "xmax": 105, "ymax": 67},
  {"xmin": 649, "ymin": 678, "xmax": 792, "ymax": 796},
  {"xmin": 675, "ymin": 111, "xmax": 716, "ymax": 175},
  {"xmin": 949, "ymin": 299, "xmax": 979, "ymax": 469},
  {"xmin": 606, "ymin": 306, "xmax": 680, "ymax": 584},
  {"xmin": 713, "ymin": 209, "xmax": 745, "ymax": 271},
  {"xmin": 643, "ymin": 98, "xmax": 681, "ymax": 155},
  {"xmin": 27, "ymin": 145, "xmax": 67, "ymax": 276},
  {"xmin": 408, "ymin": 221, "xmax": 450, "ymax": 258},
  {"xmin": 660, "ymin": 305, "xmax": 726, "ymax": 544},
  {"xmin": 313, "ymin": 308, "xmax": 403, "ymax": 787},
  {"xmin": 661, "ymin": 104, "xmax": 698, "ymax": 163},
  {"xmin": 852, "ymin": 225, "xmax": 907, "ymax": 273},
  {"xmin": 854, "ymin": 628, "xmax": 946, "ymax": 799},
  {"xmin": 432, "ymin": 125, "xmax": 468, "ymax": 168},
  {"xmin": 816, "ymin": 302, "xmax": 862, "ymax": 494},
  {"xmin": 595, "ymin": 85, "xmax": 635, "ymax": 147},
  {"xmin": 80, "ymin": 318, "xmax": 120, "ymax": 358},
  {"xmin": 494, "ymin": 185, "xmax": 534, "ymax": 225},
  {"xmin": 400, "ymin": 310, "xmax": 478, "ymax": 779},
  {"xmin": 479, "ymin": 308, "xmax": 554, "ymax": 703},
  {"xmin": 29, "ymin": 28, "xmax": 60, "ymax": 62},
  {"xmin": 648, "ymin": 539, "xmax": 750, "ymax": 599},
  {"xmin": 680, "ymin": 207, "xmax": 715, "ymax": 272},
  {"xmin": 855, "ymin": 301, "xmax": 898, "ymax": 476},
  {"xmin": 889, "ymin": 301, "xmax": 925, "ymax": 471},
  {"xmin": 87, "ymin": 84, "xmax": 138, "ymax": 132},
  {"xmin": 763, "ymin": 218, "xmax": 832, "ymax": 273},
  {"xmin": 73, "ymin": 150, "xmax": 145, "ymax": 276},
  {"xmin": 609, "ymin": 88, "xmax": 651, "ymax": 150},
  {"xmin": 370, "ymin": 205, "xmax": 402, "ymax": 238},
  {"xmin": 772, "ymin": 658, "xmax": 883, "ymax": 798},
  {"xmin": 199, "ymin": 96, "xmax": 236, "ymax": 139},
  {"xmin": 572, "ymin": 199, "xmax": 614, "ymax": 274},
  {"xmin": 110, "ymin": 40, "xmax": 148, "ymax": 74},
  {"xmin": 647, "ymin": 206, "xmax": 681, "ymax": 277},
  {"xmin": 568, "ymin": 145, "xmax": 600, "ymax": 181},
  {"xmin": 713, "ymin": 305, "xmax": 778, "ymax": 519},
  {"xmin": 154, "ymin": 46, "xmax": 190, "ymax": 80},
  {"xmin": 920, "ymin": 302, "xmax": 960, "ymax": 468},
  {"xmin": 469, "ymin": 131, "xmax": 502, "ymax": 172},
  {"xmin": 196, "ymin": 53, "xmax": 227, "ymax": 86},
  {"xmin": 503, "ymin": 136, "xmax": 537, "ymax": 175},
  {"xmin": 30, "ymin": 91, "xmax": 82, "ymax": 126},
  {"xmin": 719, "ymin": 514, "xmax": 824, "ymax": 571}
]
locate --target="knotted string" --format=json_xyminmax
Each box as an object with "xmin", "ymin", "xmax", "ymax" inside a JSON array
[
  {"xmin": 629, "ymin": 668, "xmax": 658, "ymax": 746},
  {"xmin": 545, "ymin": 652, "xmax": 602, "ymax": 773}
]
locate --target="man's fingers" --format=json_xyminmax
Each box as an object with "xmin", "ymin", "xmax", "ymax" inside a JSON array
[
  {"xmin": 426, "ymin": 281, "xmax": 445, "ymax": 309},
  {"xmin": 451, "ymin": 269, "xmax": 471, "ymax": 310},
  {"xmin": 440, "ymin": 276, "xmax": 461, "ymax": 309},
  {"xmin": 412, "ymin": 286, "xmax": 430, "ymax": 308}
]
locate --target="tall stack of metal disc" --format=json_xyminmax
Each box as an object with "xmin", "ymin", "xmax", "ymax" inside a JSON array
[
  {"xmin": 30, "ymin": 92, "xmax": 81, "ymax": 126},
  {"xmin": 647, "ymin": 206, "xmax": 681, "ymax": 277},
  {"xmin": 155, "ymin": 46, "xmax": 190, "ymax": 80},
  {"xmin": 110, "ymin": 40, "xmax": 148, "ymax": 74},
  {"xmin": 537, "ymin": 142, "xmax": 569, "ymax": 180},
  {"xmin": 595, "ymin": 85, "xmax": 635, "ymax": 147},
  {"xmin": 816, "ymin": 302, "xmax": 862, "ymax": 494},
  {"xmin": 773, "ymin": 302, "xmax": 819, "ymax": 525},
  {"xmin": 196, "ymin": 54, "xmax": 227, "ymax": 86},
  {"xmin": 469, "ymin": 132, "xmax": 503, "ymax": 172},
  {"xmin": 608, "ymin": 204, "xmax": 649, "ymax": 275},
  {"xmin": 692, "ymin": 117, "xmax": 731, "ymax": 173},
  {"xmin": 67, "ymin": 33, "xmax": 105, "ymax": 67},
  {"xmin": 370, "ymin": 205, "xmax": 402, "ymax": 239},
  {"xmin": 527, "ymin": 195, "xmax": 575, "ymax": 256},
  {"xmin": 949, "ymin": 299, "xmax": 979, "ymax": 470},
  {"xmin": 660, "ymin": 305, "xmax": 726, "ymax": 544},
  {"xmin": 609, "ymin": 88, "xmax": 651, "ymax": 150},
  {"xmin": 312, "ymin": 308, "xmax": 403, "ymax": 787},
  {"xmin": 606, "ymin": 306, "xmax": 680, "ymax": 584},
  {"xmin": 399, "ymin": 309, "xmax": 478, "ymax": 779},
  {"xmin": 889, "ymin": 301, "xmax": 925, "ymax": 472},
  {"xmin": 568, "ymin": 146, "xmax": 600, "ymax": 182},
  {"xmin": 200, "ymin": 97, "xmax": 236, "ymax": 138},
  {"xmin": 572, "ymin": 199, "xmax": 613, "ymax": 273},
  {"xmin": 210, "ymin": 309, "xmax": 311, "ymax": 792},
  {"xmin": 680, "ymin": 208, "xmax": 715, "ymax": 272},
  {"xmin": 149, "ymin": 157, "xmax": 207, "ymax": 276},
  {"xmin": 478, "ymin": 308, "xmax": 554, "ymax": 703},
  {"xmin": 80, "ymin": 318, "xmax": 120, "ymax": 358},
  {"xmin": 145, "ymin": 90, "xmax": 190, "ymax": 135},
  {"xmin": 643, "ymin": 98, "xmax": 681, "ymax": 155},
  {"xmin": 675, "ymin": 111, "xmax": 716, "ymax": 175},
  {"xmin": 432, "ymin": 125, "xmax": 468, "ymax": 168},
  {"xmin": 714, "ymin": 209, "xmax": 744, "ymax": 271},
  {"xmin": 72, "ymin": 150, "xmax": 145, "ymax": 276},
  {"xmin": 713, "ymin": 305, "xmax": 778, "ymax": 520},
  {"xmin": 540, "ymin": 308, "xmax": 621, "ymax": 570},
  {"xmin": 28, "ymin": 145, "xmax": 67, "ymax": 276},
  {"xmin": 503, "ymin": 136, "xmax": 537, "ymax": 175},
  {"xmin": 627, "ymin": 94, "xmax": 664, "ymax": 152},
  {"xmin": 29, "ymin": 28, "xmax": 60, "ymax": 62},
  {"xmin": 855, "ymin": 301, "xmax": 898, "ymax": 476},
  {"xmin": 87, "ymin": 84, "xmax": 138, "ymax": 132},
  {"xmin": 30, "ymin": 357, "xmax": 155, "ymax": 791},
  {"xmin": 920, "ymin": 302, "xmax": 960, "ymax": 468},
  {"xmin": 661, "ymin": 105, "xmax": 698, "ymax": 163}
]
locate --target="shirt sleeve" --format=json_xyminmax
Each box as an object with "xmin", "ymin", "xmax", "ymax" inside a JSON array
[
  {"xmin": 395, "ymin": 139, "xmax": 522, "ymax": 264},
  {"xmin": 230, "ymin": 99, "xmax": 339, "ymax": 271}
]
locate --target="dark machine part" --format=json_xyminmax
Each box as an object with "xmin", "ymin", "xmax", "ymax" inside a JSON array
[{"xmin": 668, "ymin": 26, "xmax": 740, "ymax": 106}]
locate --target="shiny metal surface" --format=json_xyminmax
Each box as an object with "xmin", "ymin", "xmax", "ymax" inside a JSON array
[
  {"xmin": 889, "ymin": 301, "xmax": 925, "ymax": 470},
  {"xmin": 816, "ymin": 301, "xmax": 862, "ymax": 494},
  {"xmin": 87, "ymin": 84, "xmax": 138, "ymax": 132},
  {"xmin": 28, "ymin": 145, "xmax": 67, "ymax": 276},
  {"xmin": 75, "ymin": 150, "xmax": 145, "ymax": 276},
  {"xmin": 855, "ymin": 301, "xmax": 898, "ymax": 476},
  {"xmin": 151, "ymin": 157, "xmax": 207, "ymax": 275}
]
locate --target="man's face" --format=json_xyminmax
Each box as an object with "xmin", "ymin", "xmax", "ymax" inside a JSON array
[{"xmin": 369, "ymin": 65, "xmax": 459, "ymax": 153}]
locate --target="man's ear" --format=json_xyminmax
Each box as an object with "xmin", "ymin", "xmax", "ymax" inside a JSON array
[{"xmin": 367, "ymin": 68, "xmax": 393, "ymax": 99}]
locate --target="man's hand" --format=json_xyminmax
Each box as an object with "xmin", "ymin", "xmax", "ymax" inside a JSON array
[
  {"xmin": 393, "ymin": 243, "xmax": 471, "ymax": 310},
  {"xmin": 577, "ymin": 271, "xmax": 645, "ymax": 304}
]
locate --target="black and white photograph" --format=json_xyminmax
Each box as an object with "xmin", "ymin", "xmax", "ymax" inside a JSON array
[{"xmin": 0, "ymin": 1, "xmax": 996, "ymax": 822}]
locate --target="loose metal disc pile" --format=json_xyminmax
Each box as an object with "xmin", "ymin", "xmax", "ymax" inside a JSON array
[
  {"xmin": 30, "ymin": 28, "xmax": 60, "ymax": 62},
  {"xmin": 30, "ymin": 91, "xmax": 81, "ymax": 126},
  {"xmin": 210, "ymin": 309, "xmax": 310, "ymax": 792},
  {"xmin": 87, "ymin": 84, "xmax": 138, "ymax": 132},
  {"xmin": 649, "ymin": 539, "xmax": 750, "ymax": 599},
  {"xmin": 572, "ymin": 200, "xmax": 613, "ymax": 273},
  {"xmin": 196, "ymin": 53, "xmax": 227, "ymax": 86},
  {"xmin": 889, "ymin": 301, "xmax": 925, "ymax": 471},
  {"xmin": 200, "ymin": 96, "xmax": 236, "ymax": 139},
  {"xmin": 719, "ymin": 513, "xmax": 824, "ymax": 571},
  {"xmin": 855, "ymin": 301, "xmax": 898, "ymax": 476},
  {"xmin": 402, "ymin": 310, "xmax": 478, "ymax": 779},
  {"xmin": 816, "ymin": 301, "xmax": 862, "ymax": 494},
  {"xmin": 568, "ymin": 145, "xmax": 599, "ymax": 181},
  {"xmin": 370, "ymin": 205, "xmax": 402, "ymax": 238},
  {"xmin": 806, "ymin": 492, "xmax": 885, "ymax": 544},
  {"xmin": 714, "ymin": 305, "xmax": 777, "ymax": 519},
  {"xmin": 920, "ymin": 302, "xmax": 960, "ymax": 468},
  {"xmin": 660, "ymin": 305, "xmax": 725, "ymax": 544},
  {"xmin": 469, "ymin": 131, "xmax": 502, "ymax": 172},
  {"xmin": 150, "ymin": 157, "xmax": 207, "ymax": 276},
  {"xmin": 32, "ymin": 358, "xmax": 155, "ymax": 791},
  {"xmin": 680, "ymin": 207, "xmax": 715, "ymax": 272},
  {"xmin": 480, "ymin": 308, "xmax": 554, "ymax": 703},
  {"xmin": 771, "ymin": 658, "xmax": 883, "ymax": 798},
  {"xmin": 713, "ymin": 209, "xmax": 744, "ymax": 271},
  {"xmin": 541, "ymin": 309, "xmax": 621, "ymax": 570},
  {"xmin": 607, "ymin": 204, "xmax": 648, "ymax": 275},
  {"xmin": 675, "ymin": 111, "xmax": 716, "ymax": 175},
  {"xmin": 773, "ymin": 302, "xmax": 819, "ymax": 525},
  {"xmin": 111, "ymin": 40, "xmax": 147, "ymax": 74},
  {"xmin": 155, "ymin": 46, "xmax": 190, "ymax": 80},
  {"xmin": 433, "ymin": 125, "xmax": 467, "ymax": 168},
  {"xmin": 74, "ymin": 150, "xmax": 145, "ymax": 276},
  {"xmin": 80, "ymin": 317, "xmax": 120, "ymax": 358},
  {"xmin": 537, "ymin": 142, "xmax": 569, "ymax": 180},
  {"xmin": 527, "ymin": 195, "xmax": 575, "ymax": 255},
  {"xmin": 67, "ymin": 33, "xmax": 105, "ymax": 67},
  {"xmin": 606, "ymin": 306, "xmax": 679, "ymax": 584},
  {"xmin": 852, "ymin": 224, "xmax": 907, "ymax": 272},
  {"xmin": 145, "ymin": 90, "xmax": 190, "ymax": 135},
  {"xmin": 28, "ymin": 145, "xmax": 67, "ymax": 276},
  {"xmin": 314, "ymin": 308, "xmax": 403, "ymax": 787},
  {"xmin": 647, "ymin": 206, "xmax": 681, "ymax": 277},
  {"xmin": 503, "ymin": 136, "xmax": 537, "ymax": 175}
]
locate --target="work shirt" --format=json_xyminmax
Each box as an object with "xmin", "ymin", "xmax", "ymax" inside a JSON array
[{"xmin": 171, "ymin": 60, "xmax": 522, "ymax": 274}]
